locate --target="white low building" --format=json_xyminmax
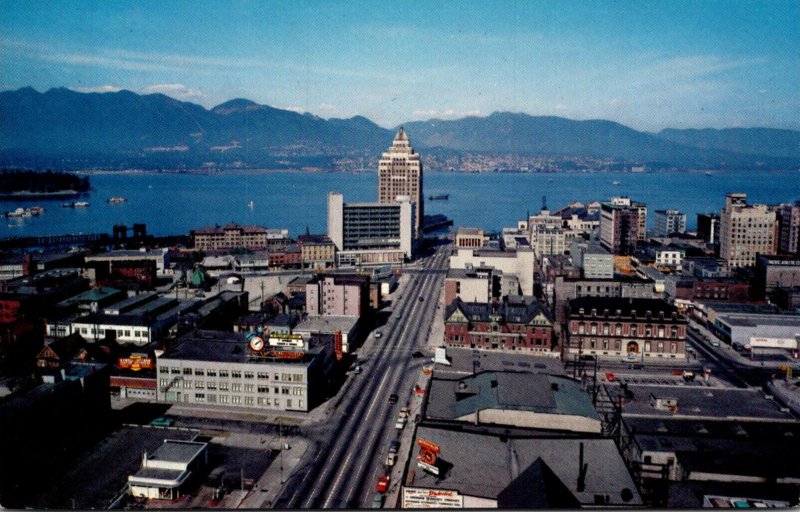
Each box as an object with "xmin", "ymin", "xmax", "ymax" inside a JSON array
[{"xmin": 128, "ymin": 440, "xmax": 208, "ymax": 500}]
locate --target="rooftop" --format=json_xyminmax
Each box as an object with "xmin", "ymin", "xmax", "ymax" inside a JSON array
[
  {"xmin": 409, "ymin": 426, "xmax": 641, "ymax": 506},
  {"xmin": 159, "ymin": 329, "xmax": 325, "ymax": 364},
  {"xmin": 606, "ymin": 385, "xmax": 794, "ymax": 421},
  {"xmin": 426, "ymin": 371, "xmax": 600, "ymax": 426}
]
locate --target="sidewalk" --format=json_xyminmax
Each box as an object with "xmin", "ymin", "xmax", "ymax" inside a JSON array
[{"xmin": 237, "ymin": 437, "xmax": 309, "ymax": 509}]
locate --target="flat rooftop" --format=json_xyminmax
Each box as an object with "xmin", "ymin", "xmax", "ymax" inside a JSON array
[
  {"xmin": 718, "ymin": 313, "xmax": 800, "ymax": 327},
  {"xmin": 434, "ymin": 347, "xmax": 566, "ymax": 379},
  {"xmin": 606, "ymin": 385, "xmax": 794, "ymax": 421},
  {"xmin": 148, "ymin": 439, "xmax": 206, "ymax": 464},
  {"xmin": 295, "ymin": 315, "xmax": 358, "ymax": 333},
  {"xmin": 160, "ymin": 329, "xmax": 325, "ymax": 364}
]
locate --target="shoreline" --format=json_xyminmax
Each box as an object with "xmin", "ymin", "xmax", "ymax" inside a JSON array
[
  {"xmin": 0, "ymin": 190, "xmax": 86, "ymax": 199},
  {"xmin": 68, "ymin": 168, "xmax": 800, "ymax": 177}
]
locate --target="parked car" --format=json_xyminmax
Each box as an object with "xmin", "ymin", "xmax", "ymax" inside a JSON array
[
  {"xmin": 711, "ymin": 340, "xmax": 721, "ymax": 347},
  {"xmin": 605, "ymin": 372, "xmax": 617, "ymax": 382},
  {"xmin": 374, "ymin": 331, "xmax": 382, "ymax": 339},
  {"xmin": 388, "ymin": 393, "xmax": 399, "ymax": 404},
  {"xmin": 411, "ymin": 350, "xmax": 424, "ymax": 358},
  {"xmin": 371, "ymin": 493, "xmax": 384, "ymax": 508},
  {"xmin": 389, "ymin": 440, "xmax": 401, "ymax": 453},
  {"xmin": 375, "ymin": 475, "xmax": 390, "ymax": 494},
  {"xmin": 395, "ymin": 417, "xmax": 407, "ymax": 430},
  {"xmin": 385, "ymin": 453, "xmax": 397, "ymax": 467}
]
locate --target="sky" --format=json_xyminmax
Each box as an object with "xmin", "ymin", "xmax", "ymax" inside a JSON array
[{"xmin": 1, "ymin": 0, "xmax": 798, "ymax": 131}]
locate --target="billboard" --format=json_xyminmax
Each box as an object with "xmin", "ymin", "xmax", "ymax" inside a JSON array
[
  {"xmin": 749, "ymin": 337, "xmax": 799, "ymax": 350},
  {"xmin": 402, "ymin": 488, "xmax": 463, "ymax": 509},
  {"xmin": 118, "ymin": 354, "xmax": 153, "ymax": 371},
  {"xmin": 268, "ymin": 334, "xmax": 305, "ymax": 349}
]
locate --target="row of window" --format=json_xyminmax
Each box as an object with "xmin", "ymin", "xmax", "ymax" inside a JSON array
[
  {"xmin": 573, "ymin": 323, "xmax": 680, "ymax": 338},
  {"xmin": 161, "ymin": 379, "xmax": 304, "ymax": 395},
  {"xmin": 75, "ymin": 326, "xmax": 148, "ymax": 338},
  {"xmin": 159, "ymin": 366, "xmax": 304, "ymax": 382},
  {"xmin": 579, "ymin": 339, "xmax": 680, "ymax": 353},
  {"xmin": 192, "ymin": 393, "xmax": 303, "ymax": 409}
]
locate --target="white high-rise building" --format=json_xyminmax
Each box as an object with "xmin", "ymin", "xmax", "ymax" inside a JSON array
[
  {"xmin": 653, "ymin": 209, "xmax": 686, "ymax": 237},
  {"xmin": 378, "ymin": 128, "xmax": 423, "ymax": 235}
]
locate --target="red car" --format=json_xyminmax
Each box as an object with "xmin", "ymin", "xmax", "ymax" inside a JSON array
[
  {"xmin": 605, "ymin": 372, "xmax": 617, "ymax": 382},
  {"xmin": 376, "ymin": 475, "xmax": 390, "ymax": 494}
]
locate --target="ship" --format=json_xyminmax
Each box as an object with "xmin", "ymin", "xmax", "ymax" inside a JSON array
[
  {"xmin": 107, "ymin": 197, "xmax": 127, "ymax": 204},
  {"xmin": 61, "ymin": 201, "xmax": 90, "ymax": 208},
  {"xmin": 248, "ymin": 200, "xmax": 254, "ymax": 209},
  {"xmin": 428, "ymin": 194, "xmax": 449, "ymax": 201},
  {"xmin": 5, "ymin": 206, "xmax": 45, "ymax": 218},
  {"xmin": 612, "ymin": 180, "xmax": 621, "ymax": 186}
]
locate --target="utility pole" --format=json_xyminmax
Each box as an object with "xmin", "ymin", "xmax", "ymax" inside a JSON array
[{"xmin": 279, "ymin": 417, "xmax": 284, "ymax": 484}]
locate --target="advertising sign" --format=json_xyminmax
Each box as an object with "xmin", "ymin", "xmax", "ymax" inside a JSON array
[
  {"xmin": 118, "ymin": 354, "xmax": 153, "ymax": 371},
  {"xmin": 268, "ymin": 334, "xmax": 305, "ymax": 349},
  {"xmin": 749, "ymin": 337, "xmax": 799, "ymax": 350},
  {"xmin": 402, "ymin": 488, "xmax": 463, "ymax": 508}
]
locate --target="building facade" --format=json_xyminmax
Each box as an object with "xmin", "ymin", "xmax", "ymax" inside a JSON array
[
  {"xmin": 566, "ymin": 297, "xmax": 687, "ymax": 361},
  {"xmin": 192, "ymin": 224, "xmax": 287, "ymax": 252},
  {"xmin": 444, "ymin": 297, "xmax": 554, "ymax": 354},
  {"xmin": 297, "ymin": 235, "xmax": 336, "ymax": 270},
  {"xmin": 599, "ymin": 197, "xmax": 646, "ymax": 256},
  {"xmin": 449, "ymin": 247, "xmax": 536, "ymax": 296},
  {"xmin": 719, "ymin": 193, "xmax": 777, "ymax": 268},
  {"xmin": 696, "ymin": 213, "xmax": 720, "ymax": 245},
  {"xmin": 776, "ymin": 201, "xmax": 800, "ymax": 256},
  {"xmin": 305, "ymin": 274, "xmax": 370, "ymax": 317},
  {"xmin": 455, "ymin": 227, "xmax": 488, "ymax": 248},
  {"xmin": 328, "ymin": 192, "xmax": 415, "ymax": 266},
  {"xmin": 377, "ymin": 128, "xmax": 423, "ymax": 235},
  {"xmin": 653, "ymin": 209, "xmax": 687, "ymax": 237},
  {"xmin": 754, "ymin": 254, "xmax": 800, "ymax": 298},
  {"xmin": 156, "ymin": 330, "xmax": 337, "ymax": 412}
]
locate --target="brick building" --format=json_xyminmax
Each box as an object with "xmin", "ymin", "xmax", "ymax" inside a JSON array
[
  {"xmin": 444, "ymin": 297, "xmax": 554, "ymax": 354},
  {"xmin": 565, "ymin": 297, "xmax": 687, "ymax": 361},
  {"xmin": 192, "ymin": 223, "xmax": 288, "ymax": 251}
]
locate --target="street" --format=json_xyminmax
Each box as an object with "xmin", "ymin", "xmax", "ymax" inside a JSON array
[{"xmin": 274, "ymin": 241, "xmax": 450, "ymax": 508}]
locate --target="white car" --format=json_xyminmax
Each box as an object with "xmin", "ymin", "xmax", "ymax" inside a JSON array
[
  {"xmin": 710, "ymin": 340, "xmax": 721, "ymax": 347},
  {"xmin": 374, "ymin": 331, "xmax": 382, "ymax": 339}
]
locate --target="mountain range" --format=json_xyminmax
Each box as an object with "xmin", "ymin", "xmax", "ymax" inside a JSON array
[{"xmin": 1, "ymin": 87, "xmax": 798, "ymax": 171}]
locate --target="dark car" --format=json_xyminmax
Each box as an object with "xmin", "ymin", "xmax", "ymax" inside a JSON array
[
  {"xmin": 411, "ymin": 350, "xmax": 424, "ymax": 358},
  {"xmin": 418, "ymin": 296, "xmax": 424, "ymax": 302},
  {"xmin": 388, "ymin": 393, "xmax": 399, "ymax": 404}
]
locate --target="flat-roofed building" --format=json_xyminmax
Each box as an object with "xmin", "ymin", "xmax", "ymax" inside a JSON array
[
  {"xmin": 297, "ymin": 235, "xmax": 336, "ymax": 270},
  {"xmin": 86, "ymin": 248, "xmax": 170, "ymax": 275},
  {"xmin": 156, "ymin": 329, "xmax": 337, "ymax": 412},
  {"xmin": 192, "ymin": 223, "xmax": 288, "ymax": 252},
  {"xmin": 449, "ymin": 247, "xmax": 535, "ymax": 296},
  {"xmin": 444, "ymin": 266, "xmax": 497, "ymax": 305},
  {"xmin": 719, "ymin": 193, "xmax": 777, "ymax": 268},
  {"xmin": 653, "ymin": 209, "xmax": 686, "ymax": 237},
  {"xmin": 128, "ymin": 440, "xmax": 208, "ymax": 500},
  {"xmin": 455, "ymin": 227, "xmax": 488, "ymax": 248},
  {"xmin": 599, "ymin": 197, "xmax": 647, "ymax": 256},
  {"xmin": 328, "ymin": 191, "xmax": 415, "ymax": 266}
]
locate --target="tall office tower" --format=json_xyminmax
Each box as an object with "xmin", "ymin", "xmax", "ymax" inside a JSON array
[
  {"xmin": 378, "ymin": 128, "xmax": 423, "ymax": 236},
  {"xmin": 719, "ymin": 193, "xmax": 777, "ymax": 268},
  {"xmin": 599, "ymin": 197, "xmax": 646, "ymax": 255},
  {"xmin": 776, "ymin": 201, "xmax": 800, "ymax": 255},
  {"xmin": 653, "ymin": 209, "xmax": 686, "ymax": 237}
]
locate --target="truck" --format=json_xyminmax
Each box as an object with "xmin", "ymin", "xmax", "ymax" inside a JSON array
[{"xmin": 385, "ymin": 452, "xmax": 397, "ymax": 467}]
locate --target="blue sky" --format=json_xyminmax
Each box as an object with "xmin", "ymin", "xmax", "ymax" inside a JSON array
[{"xmin": 1, "ymin": 0, "xmax": 798, "ymax": 131}]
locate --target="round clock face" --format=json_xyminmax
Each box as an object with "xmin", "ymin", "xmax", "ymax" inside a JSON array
[{"xmin": 249, "ymin": 336, "xmax": 265, "ymax": 352}]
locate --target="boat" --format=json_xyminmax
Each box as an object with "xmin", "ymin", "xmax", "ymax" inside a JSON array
[
  {"xmin": 61, "ymin": 201, "xmax": 90, "ymax": 208},
  {"xmin": 4, "ymin": 206, "xmax": 45, "ymax": 218},
  {"xmin": 107, "ymin": 197, "xmax": 126, "ymax": 204},
  {"xmin": 248, "ymin": 200, "xmax": 254, "ymax": 209},
  {"xmin": 705, "ymin": 171, "xmax": 714, "ymax": 176},
  {"xmin": 5, "ymin": 207, "xmax": 28, "ymax": 218},
  {"xmin": 428, "ymin": 194, "xmax": 449, "ymax": 201},
  {"xmin": 612, "ymin": 180, "xmax": 621, "ymax": 186}
]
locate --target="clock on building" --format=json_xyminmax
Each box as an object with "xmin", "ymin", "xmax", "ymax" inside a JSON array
[{"xmin": 249, "ymin": 336, "xmax": 265, "ymax": 352}]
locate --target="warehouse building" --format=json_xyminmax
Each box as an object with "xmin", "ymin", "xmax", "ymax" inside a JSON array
[{"xmin": 156, "ymin": 329, "xmax": 338, "ymax": 412}]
